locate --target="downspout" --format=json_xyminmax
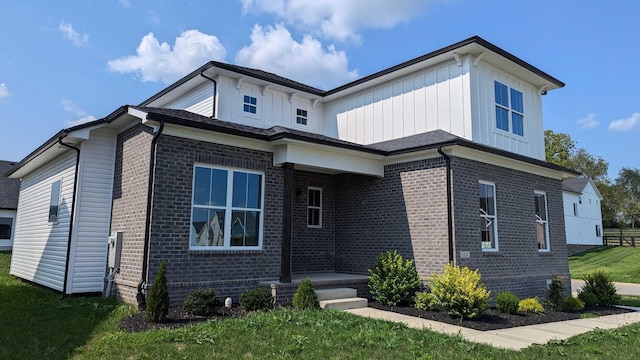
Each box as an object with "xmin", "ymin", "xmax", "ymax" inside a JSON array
[
  {"xmin": 58, "ymin": 134, "xmax": 80, "ymax": 296},
  {"xmin": 437, "ymin": 146, "xmax": 454, "ymax": 264},
  {"xmin": 137, "ymin": 120, "xmax": 165, "ymax": 310},
  {"xmin": 200, "ymin": 70, "xmax": 217, "ymax": 118}
]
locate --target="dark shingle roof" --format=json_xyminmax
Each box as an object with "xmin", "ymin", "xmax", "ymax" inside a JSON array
[
  {"xmin": 367, "ymin": 130, "xmax": 462, "ymax": 153},
  {"xmin": 0, "ymin": 160, "xmax": 20, "ymax": 209},
  {"xmin": 563, "ymin": 177, "xmax": 590, "ymax": 194}
]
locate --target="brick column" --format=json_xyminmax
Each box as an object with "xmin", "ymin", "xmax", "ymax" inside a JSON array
[{"xmin": 280, "ymin": 162, "xmax": 294, "ymax": 283}]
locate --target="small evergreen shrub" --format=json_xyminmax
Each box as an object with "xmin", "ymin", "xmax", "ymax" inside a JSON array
[
  {"xmin": 518, "ymin": 298, "xmax": 544, "ymax": 314},
  {"xmin": 183, "ymin": 288, "xmax": 221, "ymax": 316},
  {"xmin": 578, "ymin": 291, "xmax": 599, "ymax": 307},
  {"xmin": 579, "ymin": 271, "xmax": 620, "ymax": 306},
  {"xmin": 546, "ymin": 277, "xmax": 565, "ymax": 310},
  {"xmin": 560, "ymin": 296, "xmax": 585, "ymax": 311},
  {"xmin": 146, "ymin": 260, "xmax": 170, "ymax": 322},
  {"xmin": 240, "ymin": 288, "xmax": 274, "ymax": 312},
  {"xmin": 368, "ymin": 250, "xmax": 420, "ymax": 306},
  {"xmin": 495, "ymin": 291, "xmax": 520, "ymax": 314},
  {"xmin": 292, "ymin": 278, "xmax": 320, "ymax": 310},
  {"xmin": 414, "ymin": 291, "xmax": 437, "ymax": 311},
  {"xmin": 429, "ymin": 264, "xmax": 490, "ymax": 319}
]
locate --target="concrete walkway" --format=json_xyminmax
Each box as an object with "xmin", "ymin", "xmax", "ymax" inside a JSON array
[
  {"xmin": 346, "ymin": 307, "xmax": 640, "ymax": 350},
  {"xmin": 572, "ymin": 279, "xmax": 640, "ymax": 296}
]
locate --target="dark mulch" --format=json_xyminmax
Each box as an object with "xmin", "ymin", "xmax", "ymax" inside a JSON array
[
  {"xmin": 369, "ymin": 302, "xmax": 632, "ymax": 331},
  {"xmin": 120, "ymin": 306, "xmax": 246, "ymax": 333}
]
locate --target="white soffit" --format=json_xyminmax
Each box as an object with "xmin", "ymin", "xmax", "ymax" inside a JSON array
[{"xmin": 273, "ymin": 143, "xmax": 384, "ymax": 177}]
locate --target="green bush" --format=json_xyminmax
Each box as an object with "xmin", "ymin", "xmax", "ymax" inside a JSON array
[
  {"xmin": 368, "ymin": 250, "xmax": 420, "ymax": 306},
  {"xmin": 146, "ymin": 260, "xmax": 170, "ymax": 322},
  {"xmin": 183, "ymin": 289, "xmax": 221, "ymax": 316},
  {"xmin": 578, "ymin": 291, "xmax": 599, "ymax": 307},
  {"xmin": 495, "ymin": 291, "xmax": 519, "ymax": 314},
  {"xmin": 518, "ymin": 298, "xmax": 544, "ymax": 314},
  {"xmin": 579, "ymin": 271, "xmax": 620, "ymax": 306},
  {"xmin": 429, "ymin": 263, "xmax": 490, "ymax": 319},
  {"xmin": 414, "ymin": 291, "xmax": 437, "ymax": 311},
  {"xmin": 240, "ymin": 288, "xmax": 274, "ymax": 312},
  {"xmin": 292, "ymin": 278, "xmax": 320, "ymax": 310},
  {"xmin": 546, "ymin": 277, "xmax": 565, "ymax": 310},
  {"xmin": 560, "ymin": 296, "xmax": 585, "ymax": 311}
]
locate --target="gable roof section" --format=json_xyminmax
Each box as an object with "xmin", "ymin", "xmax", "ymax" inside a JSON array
[
  {"xmin": 563, "ymin": 177, "xmax": 590, "ymax": 194},
  {"xmin": 0, "ymin": 160, "xmax": 20, "ymax": 209}
]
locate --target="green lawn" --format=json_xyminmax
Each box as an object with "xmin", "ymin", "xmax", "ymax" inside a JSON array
[
  {"xmin": 618, "ymin": 295, "xmax": 640, "ymax": 307},
  {"xmin": 2, "ymin": 251, "xmax": 640, "ymax": 359},
  {"xmin": 569, "ymin": 246, "xmax": 640, "ymax": 283}
]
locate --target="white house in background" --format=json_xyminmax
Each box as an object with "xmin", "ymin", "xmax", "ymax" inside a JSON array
[
  {"xmin": 563, "ymin": 177, "xmax": 603, "ymax": 254},
  {"xmin": 0, "ymin": 160, "xmax": 20, "ymax": 251}
]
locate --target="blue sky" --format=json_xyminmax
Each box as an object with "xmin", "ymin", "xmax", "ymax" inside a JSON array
[{"xmin": 0, "ymin": 0, "xmax": 637, "ymax": 179}]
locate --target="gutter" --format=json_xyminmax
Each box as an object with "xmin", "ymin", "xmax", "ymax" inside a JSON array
[
  {"xmin": 58, "ymin": 134, "xmax": 81, "ymax": 296},
  {"xmin": 437, "ymin": 146, "xmax": 454, "ymax": 264},
  {"xmin": 137, "ymin": 120, "xmax": 165, "ymax": 310},
  {"xmin": 200, "ymin": 70, "xmax": 217, "ymax": 119}
]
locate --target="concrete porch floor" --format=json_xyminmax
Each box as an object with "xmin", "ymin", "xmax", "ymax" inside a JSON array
[{"xmin": 259, "ymin": 272, "xmax": 368, "ymax": 288}]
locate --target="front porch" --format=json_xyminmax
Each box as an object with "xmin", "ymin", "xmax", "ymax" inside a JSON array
[{"xmin": 260, "ymin": 272, "xmax": 370, "ymax": 304}]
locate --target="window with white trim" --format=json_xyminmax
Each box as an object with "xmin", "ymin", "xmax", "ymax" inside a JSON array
[
  {"xmin": 307, "ymin": 187, "xmax": 322, "ymax": 228},
  {"xmin": 190, "ymin": 165, "xmax": 263, "ymax": 249},
  {"xmin": 0, "ymin": 217, "xmax": 13, "ymax": 239},
  {"xmin": 494, "ymin": 81, "xmax": 524, "ymax": 136},
  {"xmin": 296, "ymin": 108, "xmax": 308, "ymax": 125},
  {"xmin": 535, "ymin": 191, "xmax": 550, "ymax": 251},
  {"xmin": 595, "ymin": 224, "xmax": 601, "ymax": 238},
  {"xmin": 243, "ymin": 95, "xmax": 257, "ymax": 114},
  {"xmin": 48, "ymin": 180, "xmax": 61, "ymax": 223},
  {"xmin": 573, "ymin": 203, "xmax": 578, "ymax": 216},
  {"xmin": 479, "ymin": 181, "xmax": 498, "ymax": 251}
]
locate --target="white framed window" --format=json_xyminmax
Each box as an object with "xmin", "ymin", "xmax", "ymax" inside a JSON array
[
  {"xmin": 0, "ymin": 217, "xmax": 13, "ymax": 240},
  {"xmin": 595, "ymin": 224, "xmax": 601, "ymax": 238},
  {"xmin": 573, "ymin": 203, "xmax": 578, "ymax": 216},
  {"xmin": 190, "ymin": 164, "xmax": 264, "ymax": 250},
  {"xmin": 535, "ymin": 191, "xmax": 550, "ymax": 251},
  {"xmin": 479, "ymin": 181, "xmax": 498, "ymax": 251},
  {"xmin": 307, "ymin": 187, "xmax": 322, "ymax": 228},
  {"xmin": 296, "ymin": 109, "xmax": 308, "ymax": 125},
  {"xmin": 494, "ymin": 81, "xmax": 524, "ymax": 136},
  {"xmin": 243, "ymin": 95, "xmax": 257, "ymax": 114},
  {"xmin": 48, "ymin": 179, "xmax": 62, "ymax": 223}
]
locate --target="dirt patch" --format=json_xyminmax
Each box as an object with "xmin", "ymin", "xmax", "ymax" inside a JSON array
[{"xmin": 120, "ymin": 306, "xmax": 246, "ymax": 333}]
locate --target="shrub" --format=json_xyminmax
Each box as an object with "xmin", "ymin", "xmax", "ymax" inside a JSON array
[
  {"xmin": 518, "ymin": 298, "xmax": 544, "ymax": 314},
  {"xmin": 414, "ymin": 291, "xmax": 437, "ymax": 311},
  {"xmin": 429, "ymin": 263, "xmax": 490, "ymax": 319},
  {"xmin": 546, "ymin": 277, "xmax": 565, "ymax": 310},
  {"xmin": 183, "ymin": 289, "xmax": 221, "ymax": 316},
  {"xmin": 578, "ymin": 291, "xmax": 599, "ymax": 307},
  {"xmin": 240, "ymin": 288, "xmax": 273, "ymax": 312},
  {"xmin": 292, "ymin": 278, "xmax": 320, "ymax": 310},
  {"xmin": 146, "ymin": 260, "xmax": 170, "ymax": 322},
  {"xmin": 579, "ymin": 271, "xmax": 620, "ymax": 306},
  {"xmin": 560, "ymin": 296, "xmax": 585, "ymax": 311},
  {"xmin": 495, "ymin": 291, "xmax": 520, "ymax": 314},
  {"xmin": 368, "ymin": 250, "xmax": 420, "ymax": 306}
]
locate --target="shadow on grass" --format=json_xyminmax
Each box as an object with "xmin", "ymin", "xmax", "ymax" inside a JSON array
[{"xmin": 569, "ymin": 246, "xmax": 615, "ymax": 259}]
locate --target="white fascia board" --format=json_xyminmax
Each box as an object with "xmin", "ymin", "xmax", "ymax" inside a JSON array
[
  {"xmin": 9, "ymin": 144, "xmax": 70, "ymax": 179},
  {"xmin": 128, "ymin": 107, "xmax": 149, "ymax": 121},
  {"xmin": 587, "ymin": 178, "xmax": 604, "ymax": 200},
  {"xmin": 160, "ymin": 123, "xmax": 274, "ymax": 153},
  {"xmin": 273, "ymin": 143, "xmax": 384, "ymax": 177}
]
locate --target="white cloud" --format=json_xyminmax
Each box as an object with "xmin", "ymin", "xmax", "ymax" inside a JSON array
[
  {"xmin": 609, "ymin": 113, "xmax": 640, "ymax": 131},
  {"xmin": 577, "ymin": 113, "xmax": 598, "ymax": 129},
  {"xmin": 0, "ymin": 83, "xmax": 10, "ymax": 100},
  {"xmin": 107, "ymin": 30, "xmax": 227, "ymax": 84},
  {"xmin": 241, "ymin": 0, "xmax": 431, "ymax": 42},
  {"xmin": 65, "ymin": 115, "xmax": 97, "ymax": 127},
  {"xmin": 59, "ymin": 21, "xmax": 89, "ymax": 46},
  {"xmin": 147, "ymin": 11, "xmax": 161, "ymax": 25},
  {"xmin": 235, "ymin": 24, "xmax": 358, "ymax": 89},
  {"xmin": 62, "ymin": 98, "xmax": 96, "ymax": 127},
  {"xmin": 119, "ymin": 0, "xmax": 131, "ymax": 8}
]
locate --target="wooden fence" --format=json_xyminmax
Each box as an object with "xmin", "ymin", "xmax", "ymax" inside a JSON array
[{"xmin": 603, "ymin": 228, "xmax": 638, "ymax": 247}]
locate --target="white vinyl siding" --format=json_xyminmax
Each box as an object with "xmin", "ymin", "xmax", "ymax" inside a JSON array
[
  {"xmin": 164, "ymin": 82, "xmax": 215, "ymax": 117},
  {"xmin": 563, "ymin": 181, "xmax": 604, "ymax": 246}
]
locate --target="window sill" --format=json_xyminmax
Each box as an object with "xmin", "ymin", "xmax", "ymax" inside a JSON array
[
  {"xmin": 189, "ymin": 249, "xmax": 264, "ymax": 255},
  {"xmin": 493, "ymin": 129, "xmax": 526, "ymax": 141}
]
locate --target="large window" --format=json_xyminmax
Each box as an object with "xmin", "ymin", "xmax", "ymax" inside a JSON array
[
  {"xmin": 535, "ymin": 191, "xmax": 550, "ymax": 251},
  {"xmin": 0, "ymin": 217, "xmax": 12, "ymax": 240},
  {"xmin": 307, "ymin": 187, "xmax": 322, "ymax": 228},
  {"xmin": 479, "ymin": 181, "xmax": 498, "ymax": 251},
  {"xmin": 494, "ymin": 81, "xmax": 524, "ymax": 136},
  {"xmin": 190, "ymin": 165, "xmax": 263, "ymax": 249},
  {"xmin": 48, "ymin": 180, "xmax": 61, "ymax": 223}
]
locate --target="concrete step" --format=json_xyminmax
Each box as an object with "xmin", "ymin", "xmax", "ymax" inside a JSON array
[
  {"xmin": 315, "ymin": 288, "xmax": 358, "ymax": 301},
  {"xmin": 320, "ymin": 297, "xmax": 368, "ymax": 310}
]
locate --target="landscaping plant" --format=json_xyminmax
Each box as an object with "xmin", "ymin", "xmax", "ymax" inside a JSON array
[
  {"xmin": 414, "ymin": 291, "xmax": 437, "ymax": 311},
  {"xmin": 578, "ymin": 291, "xmax": 599, "ymax": 307},
  {"xmin": 495, "ymin": 291, "xmax": 519, "ymax": 314},
  {"xmin": 183, "ymin": 288, "xmax": 221, "ymax": 316},
  {"xmin": 518, "ymin": 298, "xmax": 544, "ymax": 314},
  {"xmin": 292, "ymin": 278, "xmax": 320, "ymax": 310},
  {"xmin": 368, "ymin": 250, "xmax": 420, "ymax": 306},
  {"xmin": 578, "ymin": 270, "xmax": 621, "ymax": 306},
  {"xmin": 545, "ymin": 277, "xmax": 565, "ymax": 310},
  {"xmin": 429, "ymin": 263, "xmax": 490, "ymax": 319},
  {"xmin": 240, "ymin": 287, "xmax": 274, "ymax": 311},
  {"xmin": 560, "ymin": 296, "xmax": 585, "ymax": 311},
  {"xmin": 146, "ymin": 260, "xmax": 170, "ymax": 322}
]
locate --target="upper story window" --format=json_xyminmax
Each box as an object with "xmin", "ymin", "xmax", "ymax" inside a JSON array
[
  {"xmin": 494, "ymin": 81, "xmax": 524, "ymax": 136},
  {"xmin": 479, "ymin": 181, "xmax": 498, "ymax": 251},
  {"xmin": 48, "ymin": 180, "xmax": 62, "ymax": 223},
  {"xmin": 296, "ymin": 109, "xmax": 308, "ymax": 125},
  {"xmin": 573, "ymin": 203, "xmax": 578, "ymax": 216},
  {"xmin": 535, "ymin": 191, "xmax": 550, "ymax": 251},
  {"xmin": 243, "ymin": 95, "xmax": 257, "ymax": 114},
  {"xmin": 307, "ymin": 187, "xmax": 322, "ymax": 228}
]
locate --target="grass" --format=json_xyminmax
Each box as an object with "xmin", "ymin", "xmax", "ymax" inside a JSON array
[
  {"xmin": 2, "ymin": 251, "xmax": 640, "ymax": 359},
  {"xmin": 569, "ymin": 246, "xmax": 640, "ymax": 283},
  {"xmin": 618, "ymin": 295, "xmax": 640, "ymax": 307}
]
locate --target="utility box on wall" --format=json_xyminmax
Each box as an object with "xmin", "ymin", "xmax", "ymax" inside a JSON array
[{"xmin": 108, "ymin": 231, "xmax": 123, "ymax": 269}]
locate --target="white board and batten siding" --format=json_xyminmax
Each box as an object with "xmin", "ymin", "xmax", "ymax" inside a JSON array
[
  {"xmin": 563, "ymin": 184, "xmax": 604, "ymax": 246},
  {"xmin": 10, "ymin": 151, "xmax": 77, "ymax": 292}
]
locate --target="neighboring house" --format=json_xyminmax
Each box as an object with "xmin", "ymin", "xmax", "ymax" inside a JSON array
[
  {"xmin": 0, "ymin": 160, "xmax": 20, "ymax": 251},
  {"xmin": 563, "ymin": 177, "xmax": 604, "ymax": 255},
  {"xmin": 6, "ymin": 36, "xmax": 577, "ymax": 306}
]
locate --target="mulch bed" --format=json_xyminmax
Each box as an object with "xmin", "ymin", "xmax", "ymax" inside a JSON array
[
  {"xmin": 369, "ymin": 302, "xmax": 633, "ymax": 331},
  {"xmin": 120, "ymin": 306, "xmax": 246, "ymax": 333}
]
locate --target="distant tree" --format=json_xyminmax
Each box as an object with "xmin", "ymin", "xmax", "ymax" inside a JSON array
[
  {"xmin": 567, "ymin": 149, "xmax": 609, "ymax": 184},
  {"xmin": 544, "ymin": 130, "xmax": 576, "ymax": 168},
  {"xmin": 616, "ymin": 168, "xmax": 640, "ymax": 228},
  {"xmin": 599, "ymin": 181, "xmax": 626, "ymax": 227}
]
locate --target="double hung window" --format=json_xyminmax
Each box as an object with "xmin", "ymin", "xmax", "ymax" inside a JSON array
[
  {"xmin": 296, "ymin": 109, "xmax": 308, "ymax": 125},
  {"xmin": 307, "ymin": 187, "xmax": 322, "ymax": 228},
  {"xmin": 495, "ymin": 81, "xmax": 524, "ymax": 136},
  {"xmin": 243, "ymin": 95, "xmax": 257, "ymax": 114}
]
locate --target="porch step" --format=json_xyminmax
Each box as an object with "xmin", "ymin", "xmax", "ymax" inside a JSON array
[
  {"xmin": 320, "ymin": 297, "xmax": 368, "ymax": 310},
  {"xmin": 315, "ymin": 288, "xmax": 357, "ymax": 301}
]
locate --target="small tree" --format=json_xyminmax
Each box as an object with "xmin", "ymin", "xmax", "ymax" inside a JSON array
[
  {"xmin": 292, "ymin": 278, "xmax": 320, "ymax": 310},
  {"xmin": 146, "ymin": 260, "xmax": 170, "ymax": 322},
  {"xmin": 368, "ymin": 250, "xmax": 420, "ymax": 306}
]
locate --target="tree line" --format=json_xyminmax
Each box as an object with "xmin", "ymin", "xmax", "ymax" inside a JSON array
[{"xmin": 545, "ymin": 130, "xmax": 639, "ymax": 228}]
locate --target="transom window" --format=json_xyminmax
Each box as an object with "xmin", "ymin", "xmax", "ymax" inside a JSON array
[
  {"xmin": 190, "ymin": 165, "xmax": 263, "ymax": 249},
  {"xmin": 49, "ymin": 180, "xmax": 62, "ymax": 223},
  {"xmin": 296, "ymin": 109, "xmax": 308, "ymax": 125},
  {"xmin": 535, "ymin": 191, "xmax": 550, "ymax": 251},
  {"xmin": 494, "ymin": 81, "xmax": 524, "ymax": 136},
  {"xmin": 479, "ymin": 181, "xmax": 498, "ymax": 251},
  {"xmin": 307, "ymin": 187, "xmax": 322, "ymax": 228},
  {"xmin": 243, "ymin": 95, "xmax": 257, "ymax": 114}
]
